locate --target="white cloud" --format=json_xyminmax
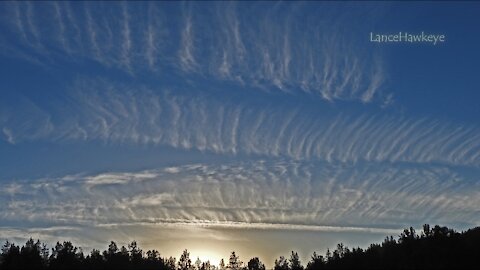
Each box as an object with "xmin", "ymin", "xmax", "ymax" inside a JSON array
[
  {"xmin": 0, "ymin": 2, "xmax": 389, "ymax": 104},
  {"xmin": 164, "ymin": 167, "xmax": 181, "ymax": 174},
  {"xmin": 1, "ymin": 78, "xmax": 479, "ymax": 168},
  {"xmin": 1, "ymin": 160, "xmax": 478, "ymax": 231},
  {"xmin": 120, "ymin": 2, "xmax": 132, "ymax": 71},
  {"xmin": 84, "ymin": 171, "xmax": 158, "ymax": 188},
  {"xmin": 52, "ymin": 2, "xmax": 68, "ymax": 52},
  {"xmin": 2, "ymin": 127, "xmax": 15, "ymax": 144},
  {"xmin": 84, "ymin": 3, "xmax": 102, "ymax": 63},
  {"xmin": 12, "ymin": 2, "xmax": 28, "ymax": 42},
  {"xmin": 0, "ymin": 183, "xmax": 23, "ymax": 196},
  {"xmin": 178, "ymin": 10, "xmax": 196, "ymax": 72}
]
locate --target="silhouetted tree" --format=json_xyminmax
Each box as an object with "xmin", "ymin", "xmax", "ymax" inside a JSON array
[
  {"xmin": 19, "ymin": 238, "xmax": 44, "ymax": 270},
  {"xmin": 247, "ymin": 257, "xmax": 265, "ymax": 270},
  {"xmin": 103, "ymin": 241, "xmax": 118, "ymax": 262},
  {"xmin": 1, "ymin": 241, "xmax": 22, "ymax": 270},
  {"xmin": 289, "ymin": 251, "xmax": 303, "ymax": 270},
  {"xmin": 178, "ymin": 249, "xmax": 192, "ymax": 270},
  {"xmin": 1, "ymin": 224, "xmax": 479, "ymax": 270},
  {"xmin": 324, "ymin": 249, "xmax": 331, "ymax": 262},
  {"xmin": 194, "ymin": 257, "xmax": 202, "ymax": 270},
  {"xmin": 102, "ymin": 241, "xmax": 130, "ymax": 269},
  {"xmin": 422, "ymin": 224, "xmax": 431, "ymax": 238},
  {"xmin": 49, "ymin": 241, "xmax": 82, "ymax": 270},
  {"xmin": 119, "ymin": 245, "xmax": 130, "ymax": 263},
  {"xmin": 274, "ymin": 256, "xmax": 289, "ymax": 270},
  {"xmin": 305, "ymin": 252, "xmax": 325, "ymax": 270},
  {"xmin": 227, "ymin": 251, "xmax": 242, "ymax": 270},
  {"xmin": 128, "ymin": 241, "xmax": 143, "ymax": 265},
  {"xmin": 144, "ymin": 249, "xmax": 166, "ymax": 270},
  {"xmin": 219, "ymin": 258, "xmax": 226, "ymax": 270},
  {"xmin": 399, "ymin": 227, "xmax": 418, "ymax": 244},
  {"xmin": 201, "ymin": 260, "xmax": 212, "ymax": 270},
  {"xmin": 84, "ymin": 249, "xmax": 104, "ymax": 270},
  {"xmin": 166, "ymin": 256, "xmax": 176, "ymax": 270},
  {"xmin": 146, "ymin": 249, "xmax": 160, "ymax": 261}
]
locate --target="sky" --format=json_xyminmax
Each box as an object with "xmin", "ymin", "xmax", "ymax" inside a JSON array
[{"xmin": 1, "ymin": 1, "xmax": 480, "ymax": 268}]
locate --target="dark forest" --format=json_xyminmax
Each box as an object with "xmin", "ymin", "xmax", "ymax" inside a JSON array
[{"xmin": 1, "ymin": 224, "xmax": 479, "ymax": 270}]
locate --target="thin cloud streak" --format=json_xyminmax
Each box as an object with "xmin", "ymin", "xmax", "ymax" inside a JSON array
[
  {"xmin": 96, "ymin": 221, "xmax": 401, "ymax": 235},
  {"xmin": 1, "ymin": 161, "xmax": 478, "ymax": 231},
  {"xmin": 0, "ymin": 2, "xmax": 390, "ymax": 104},
  {"xmin": 1, "ymin": 78, "xmax": 479, "ymax": 167},
  {"xmin": 178, "ymin": 8, "xmax": 196, "ymax": 72},
  {"xmin": 120, "ymin": 2, "xmax": 132, "ymax": 71}
]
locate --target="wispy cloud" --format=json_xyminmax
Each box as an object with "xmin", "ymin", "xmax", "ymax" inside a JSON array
[
  {"xmin": 24, "ymin": 2, "xmax": 40, "ymax": 46},
  {"xmin": 12, "ymin": 2, "xmax": 28, "ymax": 42},
  {"xmin": 0, "ymin": 226, "xmax": 86, "ymax": 247},
  {"xmin": 2, "ymin": 78, "xmax": 478, "ymax": 168},
  {"xmin": 84, "ymin": 3, "xmax": 103, "ymax": 64},
  {"xmin": 0, "ymin": 160, "xmax": 478, "ymax": 232},
  {"xmin": 84, "ymin": 172, "xmax": 158, "ymax": 189},
  {"xmin": 2, "ymin": 127, "xmax": 15, "ymax": 144},
  {"xmin": 120, "ymin": 2, "xmax": 132, "ymax": 71},
  {"xmin": 144, "ymin": 2, "xmax": 164, "ymax": 70},
  {"xmin": 178, "ymin": 8, "xmax": 197, "ymax": 72},
  {"xmin": 96, "ymin": 221, "xmax": 400, "ymax": 235},
  {"xmin": 0, "ymin": 2, "xmax": 390, "ymax": 104}
]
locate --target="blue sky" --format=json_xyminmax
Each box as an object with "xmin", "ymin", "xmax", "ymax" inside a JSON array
[{"xmin": 1, "ymin": 1, "xmax": 479, "ymax": 267}]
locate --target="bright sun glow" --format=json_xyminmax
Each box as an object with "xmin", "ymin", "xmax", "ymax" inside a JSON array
[{"xmin": 190, "ymin": 250, "xmax": 224, "ymax": 267}]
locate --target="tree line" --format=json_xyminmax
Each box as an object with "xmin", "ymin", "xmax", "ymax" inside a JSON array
[{"xmin": 1, "ymin": 224, "xmax": 479, "ymax": 270}]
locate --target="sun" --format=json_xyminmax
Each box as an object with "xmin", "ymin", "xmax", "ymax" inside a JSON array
[{"xmin": 190, "ymin": 249, "xmax": 224, "ymax": 267}]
